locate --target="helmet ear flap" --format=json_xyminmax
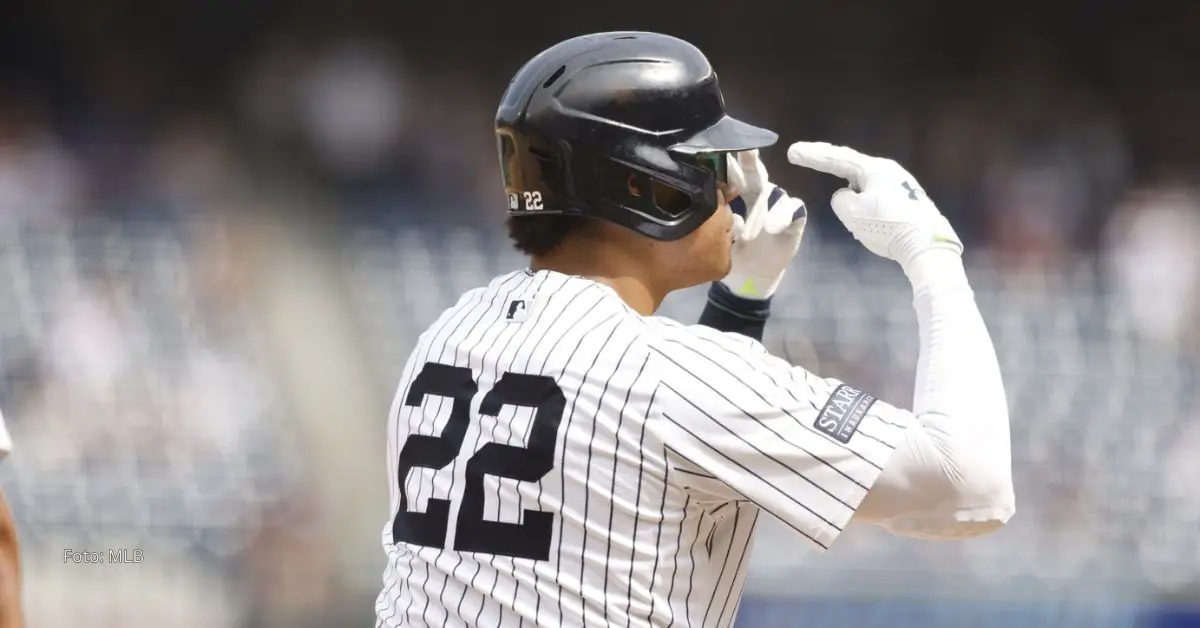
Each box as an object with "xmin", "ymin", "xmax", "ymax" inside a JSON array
[{"xmin": 498, "ymin": 129, "xmax": 570, "ymax": 214}]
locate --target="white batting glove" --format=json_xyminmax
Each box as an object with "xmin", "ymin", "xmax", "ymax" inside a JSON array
[
  {"xmin": 786, "ymin": 142, "xmax": 962, "ymax": 270},
  {"xmin": 721, "ymin": 150, "xmax": 808, "ymax": 300}
]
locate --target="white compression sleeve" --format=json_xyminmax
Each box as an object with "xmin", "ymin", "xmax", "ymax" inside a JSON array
[{"xmin": 853, "ymin": 249, "xmax": 1015, "ymax": 538}]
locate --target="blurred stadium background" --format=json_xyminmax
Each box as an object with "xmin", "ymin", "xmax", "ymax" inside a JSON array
[{"xmin": 2, "ymin": 0, "xmax": 1200, "ymax": 626}]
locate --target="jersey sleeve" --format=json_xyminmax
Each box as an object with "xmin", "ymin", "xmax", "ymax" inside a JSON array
[{"xmin": 646, "ymin": 321, "xmax": 914, "ymax": 551}]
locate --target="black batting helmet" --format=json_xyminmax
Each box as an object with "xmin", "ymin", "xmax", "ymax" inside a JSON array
[{"xmin": 495, "ymin": 31, "xmax": 778, "ymax": 241}]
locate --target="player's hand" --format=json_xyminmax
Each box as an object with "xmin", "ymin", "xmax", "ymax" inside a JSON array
[
  {"xmin": 721, "ymin": 150, "xmax": 808, "ymax": 300},
  {"xmin": 786, "ymin": 142, "xmax": 962, "ymax": 268}
]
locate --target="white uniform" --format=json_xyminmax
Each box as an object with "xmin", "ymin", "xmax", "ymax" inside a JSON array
[{"xmin": 376, "ymin": 269, "xmax": 913, "ymax": 628}]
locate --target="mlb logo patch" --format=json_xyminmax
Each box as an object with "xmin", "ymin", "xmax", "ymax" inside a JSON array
[{"xmin": 505, "ymin": 298, "xmax": 529, "ymax": 322}]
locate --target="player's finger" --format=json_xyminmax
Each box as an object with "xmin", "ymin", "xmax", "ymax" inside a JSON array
[
  {"xmin": 726, "ymin": 152, "xmax": 747, "ymax": 202},
  {"xmin": 786, "ymin": 142, "xmax": 871, "ymax": 190},
  {"xmin": 737, "ymin": 149, "xmax": 767, "ymax": 186},
  {"xmin": 783, "ymin": 200, "xmax": 808, "ymax": 235},
  {"xmin": 763, "ymin": 192, "xmax": 805, "ymax": 235},
  {"xmin": 782, "ymin": 212, "xmax": 808, "ymax": 240},
  {"xmin": 739, "ymin": 189, "xmax": 769, "ymax": 238},
  {"xmin": 828, "ymin": 187, "xmax": 860, "ymax": 225}
]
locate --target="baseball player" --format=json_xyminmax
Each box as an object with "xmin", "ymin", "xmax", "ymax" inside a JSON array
[{"xmin": 376, "ymin": 31, "xmax": 1013, "ymax": 628}]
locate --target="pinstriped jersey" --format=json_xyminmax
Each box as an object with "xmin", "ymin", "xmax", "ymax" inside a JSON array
[{"xmin": 376, "ymin": 269, "xmax": 912, "ymax": 628}]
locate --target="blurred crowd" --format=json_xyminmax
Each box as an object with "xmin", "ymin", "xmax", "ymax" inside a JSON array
[
  {"xmin": 3, "ymin": 24, "xmax": 1198, "ymax": 352},
  {"xmin": 1, "ymin": 6, "xmax": 1199, "ymax": 626}
]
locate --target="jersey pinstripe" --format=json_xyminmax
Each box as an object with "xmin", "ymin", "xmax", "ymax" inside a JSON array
[{"xmin": 376, "ymin": 269, "xmax": 914, "ymax": 628}]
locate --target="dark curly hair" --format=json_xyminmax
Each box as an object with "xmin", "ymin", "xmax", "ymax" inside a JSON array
[{"xmin": 505, "ymin": 214, "xmax": 594, "ymax": 257}]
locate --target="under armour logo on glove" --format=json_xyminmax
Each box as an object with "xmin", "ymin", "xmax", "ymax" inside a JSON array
[{"xmin": 902, "ymin": 181, "xmax": 922, "ymax": 200}]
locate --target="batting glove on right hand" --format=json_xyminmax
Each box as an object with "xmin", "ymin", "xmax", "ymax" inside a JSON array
[
  {"xmin": 786, "ymin": 142, "xmax": 962, "ymax": 269},
  {"xmin": 721, "ymin": 149, "xmax": 808, "ymax": 300}
]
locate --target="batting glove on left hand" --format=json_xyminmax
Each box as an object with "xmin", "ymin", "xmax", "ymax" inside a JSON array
[{"xmin": 722, "ymin": 150, "xmax": 808, "ymax": 300}]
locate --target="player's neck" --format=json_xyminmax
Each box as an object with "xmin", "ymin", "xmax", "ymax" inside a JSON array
[{"xmin": 530, "ymin": 243, "xmax": 667, "ymax": 316}]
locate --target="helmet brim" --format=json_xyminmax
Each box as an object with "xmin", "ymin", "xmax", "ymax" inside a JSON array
[{"xmin": 667, "ymin": 115, "xmax": 778, "ymax": 156}]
